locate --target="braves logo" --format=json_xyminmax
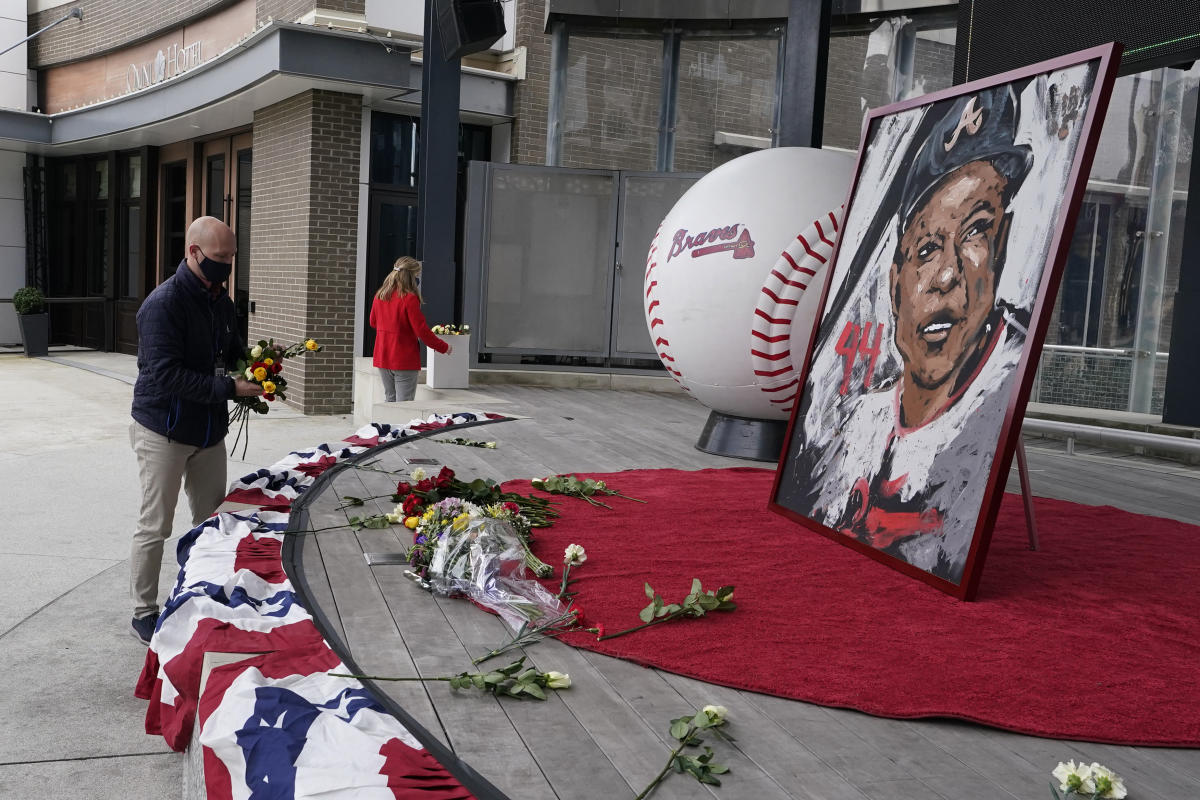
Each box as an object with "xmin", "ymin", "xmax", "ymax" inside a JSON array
[
  {"xmin": 667, "ymin": 224, "xmax": 756, "ymax": 262},
  {"xmin": 944, "ymin": 96, "xmax": 984, "ymax": 152}
]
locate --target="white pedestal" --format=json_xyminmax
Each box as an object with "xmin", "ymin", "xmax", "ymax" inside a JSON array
[{"xmin": 426, "ymin": 334, "xmax": 470, "ymax": 389}]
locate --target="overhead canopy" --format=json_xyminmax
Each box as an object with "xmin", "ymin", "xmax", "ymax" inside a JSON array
[{"xmin": 0, "ymin": 23, "xmax": 514, "ymax": 156}]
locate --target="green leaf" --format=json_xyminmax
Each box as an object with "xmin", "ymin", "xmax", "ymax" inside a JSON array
[
  {"xmin": 691, "ymin": 578, "xmax": 702, "ymax": 595},
  {"xmin": 638, "ymin": 603, "xmax": 655, "ymax": 623},
  {"xmin": 523, "ymin": 683, "xmax": 546, "ymax": 700},
  {"xmin": 669, "ymin": 720, "xmax": 690, "ymax": 740},
  {"xmin": 644, "ymin": 582, "xmax": 656, "ymax": 599},
  {"xmin": 709, "ymin": 764, "xmax": 729, "ymax": 775}
]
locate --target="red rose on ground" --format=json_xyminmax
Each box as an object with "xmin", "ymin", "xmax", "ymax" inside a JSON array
[
  {"xmin": 396, "ymin": 481, "xmax": 412, "ymax": 495},
  {"xmin": 437, "ymin": 466, "xmax": 455, "ymax": 482},
  {"xmin": 402, "ymin": 495, "xmax": 422, "ymax": 515},
  {"xmin": 415, "ymin": 478, "xmax": 434, "ymax": 493},
  {"xmin": 503, "ymin": 501, "xmax": 520, "ymax": 515}
]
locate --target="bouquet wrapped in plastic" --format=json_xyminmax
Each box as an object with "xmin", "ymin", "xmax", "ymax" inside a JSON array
[{"xmin": 420, "ymin": 501, "xmax": 565, "ymax": 630}]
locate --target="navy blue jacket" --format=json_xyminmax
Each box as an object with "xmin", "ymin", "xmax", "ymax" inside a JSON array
[{"xmin": 131, "ymin": 261, "xmax": 241, "ymax": 448}]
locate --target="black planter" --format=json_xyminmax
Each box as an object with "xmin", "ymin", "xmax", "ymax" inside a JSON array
[{"xmin": 17, "ymin": 313, "xmax": 49, "ymax": 357}]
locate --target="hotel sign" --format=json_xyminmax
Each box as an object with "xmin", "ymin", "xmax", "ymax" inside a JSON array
[{"xmin": 126, "ymin": 41, "xmax": 203, "ymax": 92}]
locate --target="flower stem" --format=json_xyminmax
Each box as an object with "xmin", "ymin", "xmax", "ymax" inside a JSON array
[
  {"xmin": 329, "ymin": 672, "xmax": 452, "ymax": 683},
  {"xmin": 596, "ymin": 611, "xmax": 681, "ymax": 641},
  {"xmin": 634, "ymin": 742, "xmax": 685, "ymax": 800}
]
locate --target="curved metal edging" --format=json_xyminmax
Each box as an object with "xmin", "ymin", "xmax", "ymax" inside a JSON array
[{"xmin": 283, "ymin": 416, "xmax": 515, "ymax": 800}]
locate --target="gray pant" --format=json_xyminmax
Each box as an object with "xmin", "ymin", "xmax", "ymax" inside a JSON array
[
  {"xmin": 379, "ymin": 368, "xmax": 418, "ymax": 402},
  {"xmin": 129, "ymin": 421, "xmax": 227, "ymax": 618}
]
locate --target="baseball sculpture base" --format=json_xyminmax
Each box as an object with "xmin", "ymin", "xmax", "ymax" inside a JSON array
[{"xmin": 695, "ymin": 411, "xmax": 787, "ymax": 462}]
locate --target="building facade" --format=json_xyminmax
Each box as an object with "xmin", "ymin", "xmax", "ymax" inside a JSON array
[{"xmin": 2, "ymin": 0, "xmax": 1196, "ymax": 422}]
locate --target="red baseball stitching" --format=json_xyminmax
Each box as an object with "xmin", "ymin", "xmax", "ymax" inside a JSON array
[
  {"xmin": 750, "ymin": 207, "xmax": 844, "ymax": 415},
  {"xmin": 644, "ymin": 225, "xmax": 686, "ymax": 386}
]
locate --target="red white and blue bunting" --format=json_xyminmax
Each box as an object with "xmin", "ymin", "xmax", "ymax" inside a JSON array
[{"xmin": 136, "ymin": 412, "xmax": 504, "ymax": 798}]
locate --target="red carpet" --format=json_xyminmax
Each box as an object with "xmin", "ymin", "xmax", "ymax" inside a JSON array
[{"xmin": 503, "ymin": 468, "xmax": 1200, "ymax": 746}]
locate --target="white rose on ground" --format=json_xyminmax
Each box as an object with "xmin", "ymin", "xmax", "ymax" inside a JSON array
[
  {"xmin": 701, "ymin": 705, "xmax": 728, "ymax": 725},
  {"xmin": 410, "ymin": 467, "xmax": 427, "ymax": 482},
  {"xmin": 1052, "ymin": 761, "xmax": 1095, "ymax": 794},
  {"xmin": 564, "ymin": 544, "xmax": 587, "ymax": 566},
  {"xmin": 544, "ymin": 671, "xmax": 571, "ymax": 689},
  {"xmin": 1088, "ymin": 763, "xmax": 1127, "ymax": 799}
]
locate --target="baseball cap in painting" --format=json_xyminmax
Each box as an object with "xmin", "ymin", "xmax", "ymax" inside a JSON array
[{"xmin": 897, "ymin": 85, "xmax": 1033, "ymax": 229}]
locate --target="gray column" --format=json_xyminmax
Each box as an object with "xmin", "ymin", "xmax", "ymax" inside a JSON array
[
  {"xmin": 777, "ymin": 0, "xmax": 832, "ymax": 148},
  {"xmin": 416, "ymin": 0, "xmax": 462, "ymax": 332}
]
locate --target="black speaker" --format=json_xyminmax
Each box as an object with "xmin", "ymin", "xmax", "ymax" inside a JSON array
[{"xmin": 435, "ymin": 0, "xmax": 506, "ymax": 61}]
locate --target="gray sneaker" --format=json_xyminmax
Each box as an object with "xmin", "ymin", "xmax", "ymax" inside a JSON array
[{"xmin": 130, "ymin": 614, "xmax": 157, "ymax": 645}]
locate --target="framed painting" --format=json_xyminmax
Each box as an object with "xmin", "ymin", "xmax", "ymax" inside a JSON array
[{"xmin": 769, "ymin": 44, "xmax": 1121, "ymax": 600}]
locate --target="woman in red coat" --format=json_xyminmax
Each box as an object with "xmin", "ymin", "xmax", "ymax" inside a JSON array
[{"xmin": 369, "ymin": 257, "xmax": 450, "ymax": 401}]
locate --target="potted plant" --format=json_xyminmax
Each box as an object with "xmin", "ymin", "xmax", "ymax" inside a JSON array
[{"xmin": 13, "ymin": 286, "xmax": 49, "ymax": 357}]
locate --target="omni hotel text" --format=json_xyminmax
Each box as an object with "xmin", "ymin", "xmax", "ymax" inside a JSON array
[{"xmin": 126, "ymin": 41, "xmax": 203, "ymax": 93}]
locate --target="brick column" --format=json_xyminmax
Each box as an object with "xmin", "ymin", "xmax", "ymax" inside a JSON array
[
  {"xmin": 250, "ymin": 89, "xmax": 361, "ymax": 415},
  {"xmin": 511, "ymin": 0, "xmax": 551, "ymax": 164}
]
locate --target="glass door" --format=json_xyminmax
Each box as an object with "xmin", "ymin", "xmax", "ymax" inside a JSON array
[{"xmin": 364, "ymin": 191, "xmax": 419, "ymax": 357}]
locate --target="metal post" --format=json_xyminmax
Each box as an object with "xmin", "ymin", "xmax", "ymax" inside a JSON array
[
  {"xmin": 0, "ymin": 7, "xmax": 81, "ymax": 58},
  {"xmin": 416, "ymin": 0, "xmax": 462, "ymax": 332},
  {"xmin": 656, "ymin": 29, "xmax": 681, "ymax": 172},
  {"xmin": 1129, "ymin": 69, "xmax": 1182, "ymax": 413},
  {"xmin": 1015, "ymin": 440, "xmax": 1039, "ymax": 551},
  {"xmin": 777, "ymin": 0, "xmax": 832, "ymax": 148}
]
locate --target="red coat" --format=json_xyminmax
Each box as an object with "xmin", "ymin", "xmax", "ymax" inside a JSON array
[{"xmin": 369, "ymin": 292, "xmax": 448, "ymax": 370}]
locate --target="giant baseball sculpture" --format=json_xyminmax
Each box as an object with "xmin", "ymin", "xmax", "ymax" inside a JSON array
[{"xmin": 644, "ymin": 148, "xmax": 855, "ymax": 431}]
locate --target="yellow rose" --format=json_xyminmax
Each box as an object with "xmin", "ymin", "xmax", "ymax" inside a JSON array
[
  {"xmin": 253, "ymin": 366, "xmax": 267, "ymax": 381},
  {"xmin": 262, "ymin": 380, "xmax": 276, "ymax": 394},
  {"xmin": 404, "ymin": 516, "xmax": 419, "ymax": 529},
  {"xmin": 305, "ymin": 339, "xmax": 319, "ymax": 350},
  {"xmin": 263, "ymin": 357, "xmax": 274, "ymax": 366}
]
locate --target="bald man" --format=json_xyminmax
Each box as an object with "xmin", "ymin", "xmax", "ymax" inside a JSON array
[{"xmin": 128, "ymin": 216, "xmax": 262, "ymax": 644}]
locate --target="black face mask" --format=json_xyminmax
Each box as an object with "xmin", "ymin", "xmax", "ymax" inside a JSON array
[{"xmin": 195, "ymin": 246, "xmax": 232, "ymax": 285}]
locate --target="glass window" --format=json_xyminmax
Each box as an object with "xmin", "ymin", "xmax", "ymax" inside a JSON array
[
  {"xmin": 371, "ymin": 112, "xmax": 420, "ymax": 187},
  {"xmin": 674, "ymin": 32, "xmax": 783, "ymax": 172},
  {"xmin": 560, "ymin": 34, "xmax": 662, "ymax": 170},
  {"xmin": 163, "ymin": 162, "xmax": 188, "ymax": 270},
  {"xmin": 206, "ymin": 155, "xmax": 226, "ymax": 220},
  {"xmin": 823, "ymin": 19, "xmax": 956, "ymax": 151},
  {"xmin": 124, "ymin": 155, "xmax": 142, "ymax": 200},
  {"xmin": 1033, "ymin": 63, "xmax": 1199, "ymax": 413},
  {"xmin": 93, "ymin": 159, "xmax": 109, "ymax": 200}
]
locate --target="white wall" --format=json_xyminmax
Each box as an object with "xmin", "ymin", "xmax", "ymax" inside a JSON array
[
  {"xmin": 1, "ymin": 0, "xmax": 26, "ymax": 344},
  {"xmin": 365, "ymin": 0, "xmax": 424, "ymax": 39},
  {"xmin": 364, "ymin": 0, "xmax": 516, "ymax": 53}
]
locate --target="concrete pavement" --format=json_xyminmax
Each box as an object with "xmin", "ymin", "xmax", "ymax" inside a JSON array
[{"xmin": 0, "ymin": 351, "xmax": 358, "ymax": 799}]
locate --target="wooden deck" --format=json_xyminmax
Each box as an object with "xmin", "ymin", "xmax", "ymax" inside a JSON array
[{"xmin": 287, "ymin": 386, "xmax": 1200, "ymax": 800}]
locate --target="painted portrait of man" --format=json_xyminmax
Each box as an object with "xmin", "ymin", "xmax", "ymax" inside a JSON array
[{"xmin": 774, "ymin": 59, "xmax": 1106, "ymax": 590}]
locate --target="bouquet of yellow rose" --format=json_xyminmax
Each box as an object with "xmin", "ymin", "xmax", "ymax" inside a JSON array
[{"xmin": 228, "ymin": 337, "xmax": 322, "ymax": 456}]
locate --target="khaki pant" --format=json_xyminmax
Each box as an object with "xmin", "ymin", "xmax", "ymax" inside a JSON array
[{"xmin": 129, "ymin": 421, "xmax": 227, "ymax": 618}]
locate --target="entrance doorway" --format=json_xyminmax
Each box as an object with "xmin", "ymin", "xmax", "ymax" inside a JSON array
[
  {"xmin": 364, "ymin": 191, "xmax": 419, "ymax": 357},
  {"xmin": 201, "ymin": 133, "xmax": 253, "ymax": 341}
]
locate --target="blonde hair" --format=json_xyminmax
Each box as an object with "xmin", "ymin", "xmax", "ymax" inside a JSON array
[{"xmin": 376, "ymin": 256, "xmax": 423, "ymax": 303}]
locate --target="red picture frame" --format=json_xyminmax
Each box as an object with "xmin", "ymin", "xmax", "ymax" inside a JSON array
[{"xmin": 768, "ymin": 44, "xmax": 1122, "ymax": 600}]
